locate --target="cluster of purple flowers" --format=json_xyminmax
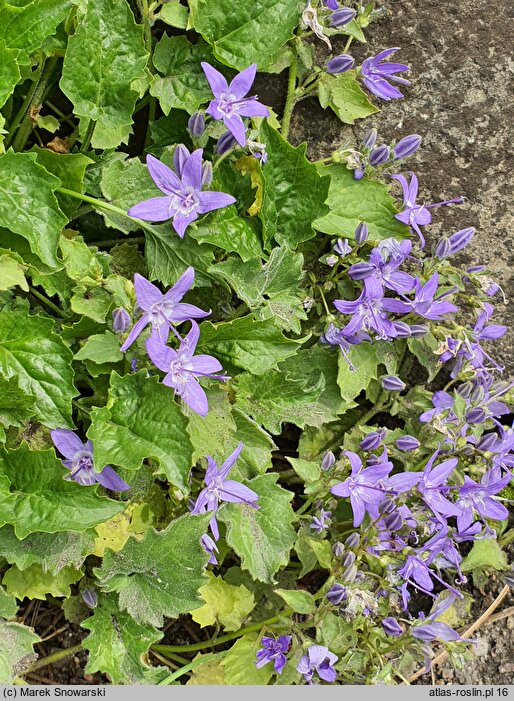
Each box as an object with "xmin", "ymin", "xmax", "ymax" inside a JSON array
[{"xmin": 117, "ymin": 268, "xmax": 227, "ymax": 416}]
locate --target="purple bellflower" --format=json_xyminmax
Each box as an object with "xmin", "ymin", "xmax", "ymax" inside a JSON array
[
  {"xmin": 51, "ymin": 429, "xmax": 130, "ymax": 491},
  {"xmin": 310, "ymin": 508, "xmax": 332, "ymax": 534},
  {"xmin": 192, "ymin": 442, "xmax": 259, "ymax": 539},
  {"xmin": 393, "ymin": 134, "xmax": 422, "ymax": 160},
  {"xmin": 348, "ymin": 241, "xmax": 415, "ymax": 295},
  {"xmin": 334, "ymin": 285, "xmax": 400, "ymax": 341},
  {"xmin": 334, "ymin": 238, "xmax": 352, "ymax": 257},
  {"xmin": 120, "ymin": 269, "xmax": 209, "ymax": 352},
  {"xmin": 255, "ymin": 636, "xmax": 291, "ymax": 674},
  {"xmin": 201, "ymin": 63, "xmax": 269, "ymax": 147},
  {"xmin": 329, "ymin": 7, "xmax": 356, "ymax": 27},
  {"xmin": 320, "ymin": 322, "xmax": 371, "ymax": 371},
  {"xmin": 201, "ymin": 533, "xmax": 219, "ymax": 565},
  {"xmin": 331, "ymin": 450, "xmax": 393, "ymax": 526},
  {"xmin": 146, "ymin": 321, "xmax": 228, "ymax": 416},
  {"xmin": 412, "ymin": 621, "xmax": 474, "ymax": 643},
  {"xmin": 383, "ymin": 273, "xmax": 459, "ymax": 321},
  {"xmin": 297, "ymin": 645, "xmax": 338, "ymax": 684},
  {"xmin": 398, "ymin": 554, "xmax": 461, "ymax": 610},
  {"xmin": 326, "ymin": 54, "xmax": 355, "ymax": 74},
  {"xmin": 326, "ymin": 583, "xmax": 347, "ymax": 605},
  {"xmin": 127, "ymin": 152, "xmax": 235, "ymax": 238},
  {"xmin": 112, "ymin": 307, "xmax": 130, "ymax": 333},
  {"xmin": 456, "ymin": 467, "xmax": 511, "ymax": 533},
  {"xmin": 360, "ymin": 47, "xmax": 411, "ymax": 101},
  {"xmin": 392, "ymin": 172, "xmax": 463, "ymax": 248},
  {"xmin": 382, "ymin": 617, "xmax": 403, "ymax": 637}
]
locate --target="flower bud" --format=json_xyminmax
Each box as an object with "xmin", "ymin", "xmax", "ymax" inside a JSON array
[
  {"xmin": 332, "ymin": 541, "xmax": 345, "ymax": 557},
  {"xmin": 470, "ymin": 385, "xmax": 485, "ymax": 403},
  {"xmin": 354, "ymin": 222, "xmax": 369, "ymax": 244},
  {"xmin": 360, "ymin": 431, "xmax": 385, "ymax": 451},
  {"xmin": 82, "ymin": 589, "xmax": 98, "ymax": 609},
  {"xmin": 436, "ymin": 227, "xmax": 475, "ymax": 259},
  {"xmin": 112, "ymin": 307, "xmax": 130, "ymax": 333},
  {"xmin": 201, "ymin": 161, "xmax": 213, "ymax": 186},
  {"xmin": 329, "ymin": 7, "xmax": 356, "ymax": 27},
  {"xmin": 393, "ymin": 134, "xmax": 422, "ymax": 160},
  {"xmin": 362, "ymin": 128, "xmax": 378, "ymax": 149},
  {"xmin": 343, "ymin": 564, "xmax": 358, "ymax": 583},
  {"xmin": 326, "ymin": 583, "xmax": 347, "ymax": 605},
  {"xmin": 173, "ymin": 144, "xmax": 190, "ymax": 176},
  {"xmin": 345, "ymin": 532, "xmax": 360, "ymax": 549},
  {"xmin": 476, "ymin": 433, "xmax": 497, "ymax": 452},
  {"xmin": 410, "ymin": 324, "xmax": 429, "ymax": 337},
  {"xmin": 334, "ymin": 238, "xmax": 352, "ymax": 257},
  {"xmin": 384, "ymin": 511, "xmax": 403, "ymax": 531},
  {"xmin": 321, "ymin": 451, "xmax": 336, "ymax": 471},
  {"xmin": 187, "ymin": 111, "xmax": 205, "ymax": 137},
  {"xmin": 456, "ymin": 381, "xmax": 473, "ymax": 399},
  {"xmin": 395, "ymin": 435, "xmax": 420, "ymax": 451},
  {"xmin": 381, "ymin": 375, "xmax": 406, "ymax": 391},
  {"xmin": 435, "ymin": 237, "xmax": 452, "ymax": 260},
  {"xmin": 216, "ymin": 131, "xmax": 237, "ymax": 155},
  {"xmin": 326, "ymin": 254, "xmax": 339, "ymax": 267},
  {"xmin": 353, "ymin": 167, "xmax": 364, "ymax": 180},
  {"xmin": 348, "ymin": 262, "xmax": 374, "ymax": 280},
  {"xmin": 378, "ymin": 496, "xmax": 396, "ymax": 514},
  {"xmin": 369, "ymin": 144, "xmax": 390, "ymax": 166},
  {"xmin": 382, "ymin": 617, "xmax": 403, "ymax": 637},
  {"xmin": 325, "ymin": 0, "xmax": 339, "ymax": 8},
  {"xmin": 466, "ymin": 407, "xmax": 486, "ymax": 424},
  {"xmin": 342, "ymin": 551, "xmax": 356, "ymax": 568},
  {"xmin": 392, "ymin": 321, "xmax": 412, "ymax": 338},
  {"xmin": 327, "ymin": 54, "xmax": 355, "ymax": 74}
]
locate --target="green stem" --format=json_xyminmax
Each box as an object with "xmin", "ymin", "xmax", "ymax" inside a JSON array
[
  {"xmin": 28, "ymin": 644, "xmax": 83, "ymax": 672},
  {"xmin": 29, "ymin": 286, "xmax": 67, "ymax": 318},
  {"xmin": 95, "ymin": 236, "xmax": 146, "ymax": 249},
  {"xmin": 343, "ymin": 36, "xmax": 354, "ymax": 53},
  {"xmin": 45, "ymin": 100, "xmax": 75, "ymax": 127},
  {"xmin": 137, "ymin": 0, "xmax": 152, "ymax": 56},
  {"xmin": 359, "ymin": 390, "xmax": 388, "ymax": 426},
  {"xmin": 212, "ymin": 149, "xmax": 234, "ymax": 172},
  {"xmin": 158, "ymin": 652, "xmax": 226, "ymax": 685},
  {"xmin": 145, "ymin": 98, "xmax": 157, "ymax": 150},
  {"xmin": 11, "ymin": 57, "xmax": 60, "ymax": 152},
  {"xmin": 281, "ymin": 51, "xmax": 298, "ymax": 140},
  {"xmin": 56, "ymin": 187, "xmax": 150, "ymax": 230},
  {"xmin": 6, "ymin": 62, "xmax": 45, "ymax": 149},
  {"xmin": 152, "ymin": 609, "xmax": 294, "ymax": 655},
  {"xmin": 79, "ymin": 119, "xmax": 96, "ymax": 152}
]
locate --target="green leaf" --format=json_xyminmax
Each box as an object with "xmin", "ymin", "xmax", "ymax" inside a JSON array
[
  {"xmin": 232, "ymin": 408, "xmax": 275, "ymax": 475},
  {"xmin": 0, "ymin": 252, "xmax": 27, "ymax": 292},
  {"xmin": 0, "ymin": 151, "xmax": 68, "ymax": 268},
  {"xmin": 31, "ymin": 147, "xmax": 93, "ymax": 218},
  {"xmin": 407, "ymin": 333, "xmax": 441, "ymax": 382},
  {"xmin": 210, "ymin": 247, "xmax": 307, "ymax": 332},
  {"xmin": 158, "ymin": 0, "xmax": 189, "ymax": 28},
  {"xmin": 186, "ymin": 653, "xmax": 226, "ymax": 684},
  {"xmin": 295, "ymin": 529, "xmax": 333, "ymax": 576},
  {"xmin": 190, "ymin": 208, "xmax": 263, "ymax": 262},
  {"xmin": 75, "ymin": 332, "xmax": 124, "ymax": 365},
  {"xmin": 0, "ymin": 310, "xmax": 76, "ymax": 428},
  {"xmin": 0, "ymin": 525, "xmax": 95, "ymax": 575},
  {"xmin": 88, "ymin": 372, "xmax": 193, "ymax": 490},
  {"xmin": 0, "ymin": 586, "xmax": 17, "ymax": 619},
  {"xmin": 318, "ymin": 70, "xmax": 379, "ymax": 124},
  {"xmin": 337, "ymin": 341, "xmax": 401, "ymax": 407},
  {"xmin": 198, "ymin": 315, "xmax": 301, "ymax": 376},
  {"xmin": 234, "ymin": 359, "xmax": 325, "ymax": 434},
  {"xmin": 0, "ymin": 42, "xmax": 20, "ymax": 108},
  {"xmin": 0, "ymin": 0, "xmax": 76, "ymax": 64},
  {"xmin": 220, "ymin": 474, "xmax": 295, "ymax": 582},
  {"xmin": 259, "ymin": 123, "xmax": 330, "ymax": 248},
  {"xmin": 150, "ymin": 34, "xmax": 214, "ymax": 115},
  {"xmin": 3, "ymin": 564, "xmax": 82, "ymax": 600},
  {"xmin": 222, "ymin": 633, "xmax": 274, "ymax": 685},
  {"xmin": 274, "ymin": 588, "xmax": 315, "ymax": 614},
  {"xmin": 313, "ymin": 163, "xmax": 410, "ymax": 240},
  {"xmin": 145, "ymin": 224, "xmax": 215, "ymax": 288},
  {"xmin": 186, "ymin": 387, "xmax": 237, "ymax": 463},
  {"xmin": 191, "ymin": 0, "xmax": 300, "ymax": 71},
  {"xmin": 0, "ymin": 621, "xmax": 40, "ymax": 684},
  {"xmin": 461, "ymin": 539, "xmax": 509, "ymax": 572},
  {"xmin": 94, "ymin": 513, "xmax": 211, "ymax": 627},
  {"xmin": 60, "ymin": 0, "xmax": 149, "ymax": 149},
  {"xmin": 0, "ymin": 445, "xmax": 124, "ymax": 539},
  {"xmin": 191, "ymin": 574, "xmax": 255, "ymax": 631},
  {"xmin": 0, "ymin": 376, "xmax": 34, "ymax": 433},
  {"xmin": 82, "ymin": 595, "xmax": 167, "ymax": 684}
]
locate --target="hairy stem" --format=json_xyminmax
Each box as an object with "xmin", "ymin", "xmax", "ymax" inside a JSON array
[
  {"xmin": 79, "ymin": 119, "xmax": 96, "ymax": 152},
  {"xmin": 29, "ymin": 286, "xmax": 67, "ymax": 319},
  {"xmin": 158, "ymin": 651, "xmax": 226, "ymax": 685},
  {"xmin": 281, "ymin": 51, "xmax": 298, "ymax": 140},
  {"xmin": 28, "ymin": 644, "xmax": 83, "ymax": 672}
]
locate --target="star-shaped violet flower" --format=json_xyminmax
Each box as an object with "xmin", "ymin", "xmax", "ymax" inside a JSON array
[
  {"xmin": 51, "ymin": 429, "xmax": 130, "ymax": 491},
  {"xmin": 201, "ymin": 62, "xmax": 269, "ymax": 147},
  {"xmin": 256, "ymin": 635, "xmax": 292, "ymax": 675},
  {"xmin": 146, "ymin": 320, "xmax": 228, "ymax": 417},
  {"xmin": 120, "ymin": 269, "xmax": 209, "ymax": 352},
  {"xmin": 127, "ymin": 151, "xmax": 235, "ymax": 237},
  {"xmin": 191, "ymin": 442, "xmax": 259, "ymax": 539},
  {"xmin": 360, "ymin": 47, "xmax": 411, "ymax": 101},
  {"xmin": 297, "ymin": 645, "xmax": 338, "ymax": 684},
  {"xmin": 120, "ymin": 268, "xmax": 211, "ymax": 353}
]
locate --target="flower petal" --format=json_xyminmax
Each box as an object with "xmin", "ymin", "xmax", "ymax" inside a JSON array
[
  {"xmin": 181, "ymin": 149, "xmax": 203, "ymax": 190},
  {"xmin": 188, "ymin": 353, "xmax": 223, "ymax": 375},
  {"xmin": 134, "ymin": 273, "xmax": 162, "ymax": 310},
  {"xmin": 51, "ymin": 429, "xmax": 84, "ymax": 459},
  {"xmin": 219, "ymin": 479, "xmax": 258, "ymax": 504},
  {"xmin": 219, "ymin": 442, "xmax": 244, "ymax": 479},
  {"xmin": 223, "ymin": 114, "xmax": 247, "ymax": 147},
  {"xmin": 146, "ymin": 154, "xmax": 181, "ymax": 194},
  {"xmin": 146, "ymin": 337, "xmax": 175, "ymax": 372},
  {"xmin": 201, "ymin": 62, "xmax": 228, "ymax": 98},
  {"xmin": 128, "ymin": 196, "xmax": 173, "ymax": 222},
  {"xmin": 197, "ymin": 190, "xmax": 236, "ymax": 214},
  {"xmin": 182, "ymin": 376, "xmax": 209, "ymax": 416},
  {"xmin": 228, "ymin": 64, "xmax": 256, "ymax": 98},
  {"xmin": 163, "ymin": 266, "xmax": 195, "ymax": 304},
  {"xmin": 237, "ymin": 100, "xmax": 270, "ymax": 118},
  {"xmin": 95, "ymin": 465, "xmax": 130, "ymax": 491},
  {"xmin": 173, "ymin": 211, "xmax": 198, "ymax": 238},
  {"xmin": 120, "ymin": 314, "xmax": 150, "ymax": 352}
]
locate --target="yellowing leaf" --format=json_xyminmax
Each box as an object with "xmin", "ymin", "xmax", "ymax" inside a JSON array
[
  {"xmin": 94, "ymin": 510, "xmax": 134, "ymax": 557},
  {"xmin": 186, "ymin": 653, "xmax": 226, "ymax": 685},
  {"xmin": 235, "ymin": 156, "xmax": 263, "ymax": 216},
  {"xmin": 191, "ymin": 574, "xmax": 255, "ymax": 632},
  {"xmin": 2, "ymin": 564, "xmax": 82, "ymax": 600}
]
